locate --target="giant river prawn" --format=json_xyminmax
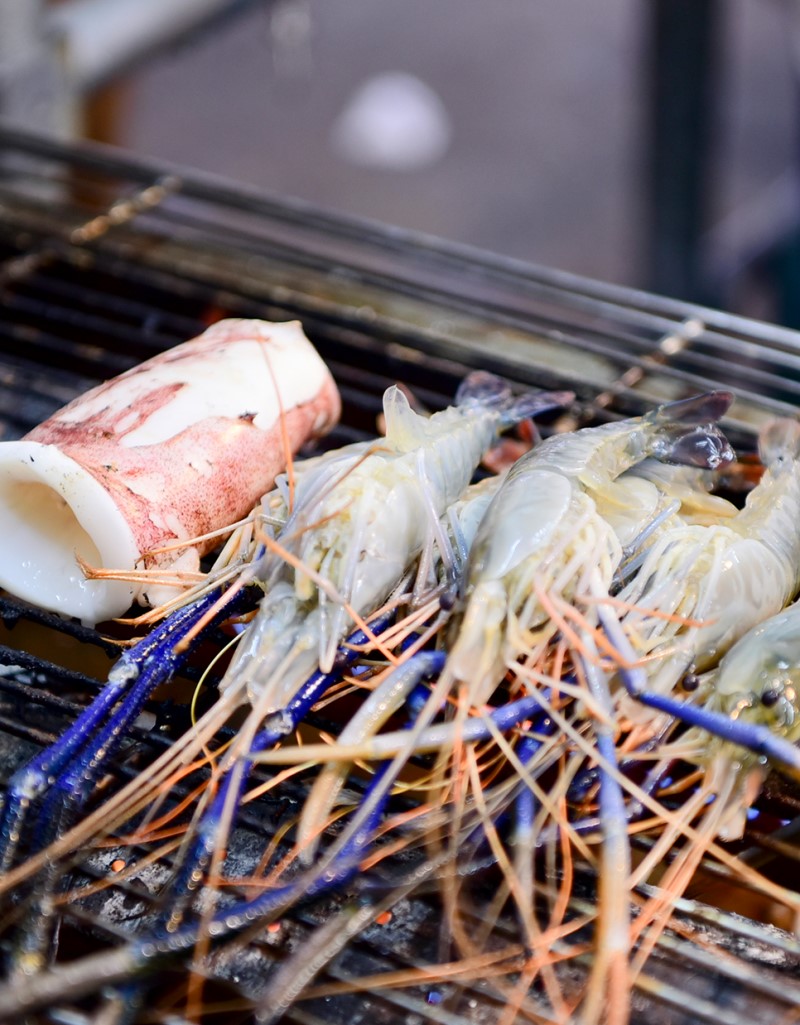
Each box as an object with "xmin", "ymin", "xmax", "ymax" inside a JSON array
[{"xmin": 0, "ymin": 319, "xmax": 798, "ymax": 1025}]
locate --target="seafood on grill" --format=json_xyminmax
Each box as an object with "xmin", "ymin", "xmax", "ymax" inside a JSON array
[
  {"xmin": 8, "ymin": 381, "xmax": 800, "ymax": 1025},
  {"xmin": 220, "ymin": 371, "xmax": 574, "ymax": 715},
  {"xmin": 444, "ymin": 391, "xmax": 735, "ymax": 708},
  {"xmin": 0, "ymin": 370, "xmax": 571, "ymax": 874},
  {"xmin": 617, "ymin": 416, "xmax": 800, "ymax": 702},
  {"xmin": 407, "ymin": 391, "xmax": 734, "ymax": 1023},
  {"xmin": 0, "ymin": 319, "xmax": 341, "ymax": 624}
]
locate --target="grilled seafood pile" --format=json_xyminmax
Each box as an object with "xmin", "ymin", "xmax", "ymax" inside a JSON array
[{"xmin": 1, "ymin": 325, "xmax": 799, "ymax": 1025}]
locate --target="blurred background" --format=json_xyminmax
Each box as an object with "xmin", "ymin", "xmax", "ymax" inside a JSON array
[{"xmin": 2, "ymin": 0, "xmax": 799, "ymax": 325}]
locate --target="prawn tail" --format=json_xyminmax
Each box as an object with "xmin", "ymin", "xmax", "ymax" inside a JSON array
[
  {"xmin": 455, "ymin": 369, "xmax": 574, "ymax": 427},
  {"xmin": 645, "ymin": 392, "xmax": 736, "ymax": 470},
  {"xmin": 383, "ymin": 372, "xmax": 572, "ymax": 453},
  {"xmin": 652, "ymin": 423, "xmax": 735, "ymax": 471},
  {"xmin": 382, "ymin": 385, "xmax": 429, "ymax": 449},
  {"xmin": 455, "ymin": 369, "xmax": 514, "ymax": 408},
  {"xmin": 649, "ymin": 390, "xmax": 733, "ymax": 426}
]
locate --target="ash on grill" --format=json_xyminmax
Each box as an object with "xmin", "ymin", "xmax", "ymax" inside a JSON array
[{"xmin": 1, "ymin": 126, "xmax": 800, "ymax": 1025}]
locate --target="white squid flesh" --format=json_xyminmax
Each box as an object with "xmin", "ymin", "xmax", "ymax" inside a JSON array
[{"xmin": 0, "ymin": 319, "xmax": 340, "ymax": 623}]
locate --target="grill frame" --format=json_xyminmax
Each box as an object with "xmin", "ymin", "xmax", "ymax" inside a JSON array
[{"xmin": 1, "ymin": 124, "xmax": 800, "ymax": 1024}]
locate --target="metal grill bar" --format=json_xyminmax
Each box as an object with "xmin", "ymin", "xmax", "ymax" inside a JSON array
[
  {"xmin": 1, "ymin": 124, "xmax": 799, "ymax": 354},
  {"xmin": 1, "ymin": 182, "xmax": 797, "ymax": 447}
]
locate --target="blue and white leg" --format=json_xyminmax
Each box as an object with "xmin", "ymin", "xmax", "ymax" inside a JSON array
[
  {"xmin": 597, "ymin": 605, "xmax": 800, "ymax": 776},
  {"xmin": 0, "ymin": 586, "xmax": 257, "ymax": 869},
  {"xmin": 158, "ymin": 611, "xmax": 400, "ymax": 930}
]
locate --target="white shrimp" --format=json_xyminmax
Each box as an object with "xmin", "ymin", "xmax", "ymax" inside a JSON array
[
  {"xmin": 617, "ymin": 417, "xmax": 800, "ymax": 701},
  {"xmin": 673, "ymin": 598, "xmax": 800, "ymax": 839},
  {"xmin": 445, "ymin": 392, "xmax": 734, "ymax": 706},
  {"xmin": 220, "ymin": 372, "xmax": 570, "ymax": 714}
]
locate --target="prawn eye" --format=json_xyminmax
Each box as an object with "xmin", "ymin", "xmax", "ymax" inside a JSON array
[
  {"xmin": 761, "ymin": 687, "xmax": 781, "ymax": 708},
  {"xmin": 681, "ymin": 673, "xmax": 700, "ymax": 692},
  {"xmin": 332, "ymin": 648, "xmax": 352, "ymax": 671}
]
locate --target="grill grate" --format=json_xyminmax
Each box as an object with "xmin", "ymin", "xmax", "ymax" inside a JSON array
[{"xmin": 1, "ymin": 125, "xmax": 800, "ymax": 1023}]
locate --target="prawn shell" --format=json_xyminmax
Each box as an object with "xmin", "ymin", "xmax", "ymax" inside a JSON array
[
  {"xmin": 0, "ymin": 319, "xmax": 340, "ymax": 623},
  {"xmin": 470, "ymin": 468, "xmax": 572, "ymax": 581}
]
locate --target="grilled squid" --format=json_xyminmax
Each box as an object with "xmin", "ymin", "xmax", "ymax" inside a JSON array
[{"xmin": 0, "ymin": 319, "xmax": 340, "ymax": 623}]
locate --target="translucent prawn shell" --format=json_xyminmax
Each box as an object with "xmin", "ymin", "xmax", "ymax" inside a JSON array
[
  {"xmin": 620, "ymin": 418, "xmax": 800, "ymax": 694},
  {"xmin": 290, "ymin": 384, "xmax": 510, "ymax": 616},
  {"xmin": 466, "ymin": 406, "xmax": 716, "ymax": 585},
  {"xmin": 447, "ymin": 410, "xmax": 700, "ymax": 699}
]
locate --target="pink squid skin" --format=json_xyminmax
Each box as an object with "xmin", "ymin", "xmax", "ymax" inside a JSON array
[{"xmin": 20, "ymin": 318, "xmax": 340, "ymax": 605}]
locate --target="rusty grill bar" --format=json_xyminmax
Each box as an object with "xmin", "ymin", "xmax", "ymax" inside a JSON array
[{"xmin": 1, "ymin": 125, "xmax": 800, "ymax": 1024}]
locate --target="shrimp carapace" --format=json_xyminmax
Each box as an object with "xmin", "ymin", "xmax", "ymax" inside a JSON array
[{"xmin": 617, "ymin": 416, "xmax": 800, "ymax": 702}]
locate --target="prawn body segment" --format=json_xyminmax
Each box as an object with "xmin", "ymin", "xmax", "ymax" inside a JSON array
[
  {"xmin": 446, "ymin": 394, "xmax": 734, "ymax": 706},
  {"xmin": 448, "ymin": 477, "xmax": 620, "ymax": 703}
]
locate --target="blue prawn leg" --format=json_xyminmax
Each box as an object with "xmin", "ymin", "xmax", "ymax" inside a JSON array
[
  {"xmin": 74, "ymin": 614, "xmax": 400, "ymax": 1023},
  {"xmin": 574, "ymin": 640, "xmax": 632, "ymax": 1025},
  {"xmin": 512, "ymin": 732, "xmax": 546, "ymax": 845},
  {"xmin": 598, "ymin": 605, "xmax": 800, "ymax": 775},
  {"xmin": 624, "ymin": 688, "xmax": 800, "ymax": 772},
  {"xmin": 151, "ymin": 682, "xmax": 541, "ymax": 950},
  {"xmin": 0, "ymin": 586, "xmax": 257, "ymax": 871},
  {"xmin": 0, "ymin": 688, "xmax": 549, "ymax": 1017},
  {"xmin": 159, "ymin": 612, "xmax": 401, "ymax": 931}
]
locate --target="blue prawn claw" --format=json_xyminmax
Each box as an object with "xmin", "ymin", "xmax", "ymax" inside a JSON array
[{"xmin": 159, "ymin": 612, "xmax": 397, "ymax": 932}]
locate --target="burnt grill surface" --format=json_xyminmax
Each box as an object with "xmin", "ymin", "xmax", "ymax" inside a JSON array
[{"xmin": 1, "ymin": 125, "xmax": 800, "ymax": 1024}]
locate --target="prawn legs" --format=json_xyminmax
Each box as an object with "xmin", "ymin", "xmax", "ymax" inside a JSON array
[{"xmin": 0, "ymin": 585, "xmax": 259, "ymax": 874}]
